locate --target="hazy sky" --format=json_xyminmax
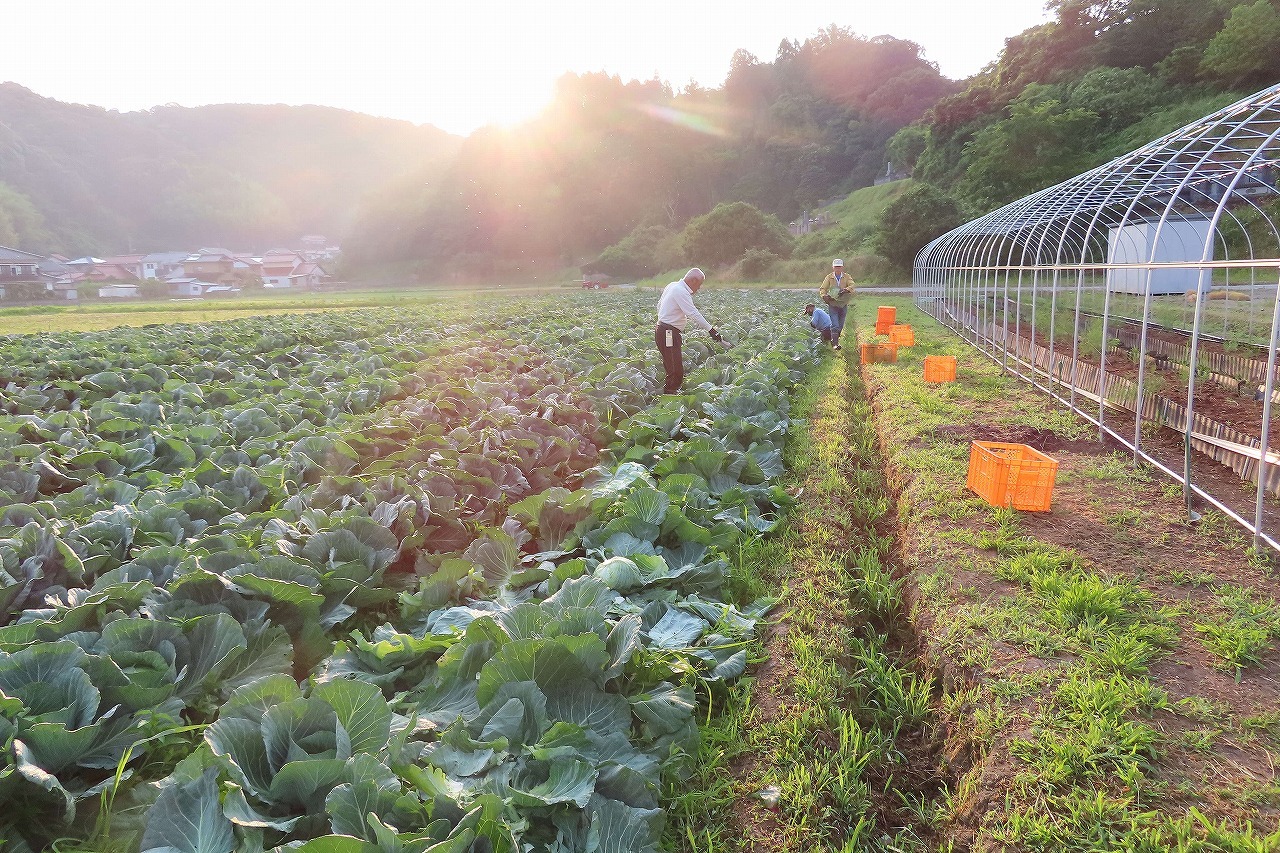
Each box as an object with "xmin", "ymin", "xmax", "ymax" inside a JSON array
[{"xmin": 6, "ymin": 1, "xmax": 1051, "ymax": 135}]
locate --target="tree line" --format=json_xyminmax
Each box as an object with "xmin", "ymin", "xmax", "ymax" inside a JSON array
[
  {"xmin": 343, "ymin": 27, "xmax": 951, "ymax": 280},
  {"xmin": 878, "ymin": 0, "xmax": 1280, "ymax": 272},
  {"xmin": 352, "ymin": 1, "xmax": 1280, "ymax": 282},
  {"xmin": 0, "ymin": 84, "xmax": 457, "ymax": 255}
]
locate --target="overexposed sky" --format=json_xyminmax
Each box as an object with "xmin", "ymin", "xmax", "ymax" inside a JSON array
[{"xmin": 4, "ymin": 1, "xmax": 1051, "ymax": 135}]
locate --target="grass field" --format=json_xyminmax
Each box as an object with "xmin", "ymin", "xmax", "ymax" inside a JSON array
[
  {"xmin": 854, "ymin": 297, "xmax": 1280, "ymax": 849},
  {"xmin": 0, "ymin": 284, "xmax": 576, "ymax": 334}
]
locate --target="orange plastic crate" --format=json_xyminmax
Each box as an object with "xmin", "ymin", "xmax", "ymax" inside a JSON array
[
  {"xmin": 923, "ymin": 355, "xmax": 957, "ymax": 383},
  {"xmin": 860, "ymin": 342, "xmax": 898, "ymax": 365},
  {"xmin": 966, "ymin": 441, "xmax": 1059, "ymax": 512},
  {"xmin": 875, "ymin": 305, "xmax": 897, "ymax": 336},
  {"xmin": 888, "ymin": 324, "xmax": 915, "ymax": 346}
]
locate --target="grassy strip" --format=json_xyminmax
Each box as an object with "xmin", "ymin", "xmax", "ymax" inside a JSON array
[
  {"xmin": 0, "ymin": 285, "xmax": 571, "ymax": 334},
  {"xmin": 665, "ymin": 341, "xmax": 943, "ymax": 851},
  {"xmin": 855, "ymin": 297, "xmax": 1280, "ymax": 851}
]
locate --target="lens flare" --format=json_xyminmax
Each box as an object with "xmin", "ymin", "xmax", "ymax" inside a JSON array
[{"xmin": 637, "ymin": 104, "xmax": 730, "ymax": 138}]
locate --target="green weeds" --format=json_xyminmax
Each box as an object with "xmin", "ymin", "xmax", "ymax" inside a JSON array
[
  {"xmin": 671, "ymin": 340, "xmax": 945, "ymax": 852},
  {"xmin": 855, "ymin": 299, "xmax": 1280, "ymax": 850},
  {"xmin": 1194, "ymin": 585, "xmax": 1280, "ymax": 678}
]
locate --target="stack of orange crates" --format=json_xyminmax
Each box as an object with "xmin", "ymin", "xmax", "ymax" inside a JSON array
[
  {"xmin": 860, "ymin": 342, "xmax": 898, "ymax": 365},
  {"xmin": 923, "ymin": 355, "xmax": 957, "ymax": 383},
  {"xmin": 888, "ymin": 324, "xmax": 915, "ymax": 347},
  {"xmin": 966, "ymin": 441, "xmax": 1059, "ymax": 511},
  {"xmin": 875, "ymin": 306, "xmax": 896, "ymax": 336}
]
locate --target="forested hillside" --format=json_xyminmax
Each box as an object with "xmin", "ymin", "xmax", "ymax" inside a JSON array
[
  {"xmin": 3, "ymin": 0, "xmax": 1278, "ymax": 276},
  {"xmin": 352, "ymin": 1, "xmax": 1280, "ymax": 281},
  {"xmin": 880, "ymin": 0, "xmax": 1280, "ymax": 270},
  {"xmin": 344, "ymin": 28, "xmax": 953, "ymax": 278},
  {"xmin": 0, "ymin": 84, "xmax": 458, "ymax": 254}
]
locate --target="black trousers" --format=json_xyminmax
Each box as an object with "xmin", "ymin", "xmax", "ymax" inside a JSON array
[{"xmin": 656, "ymin": 322, "xmax": 683, "ymax": 393}]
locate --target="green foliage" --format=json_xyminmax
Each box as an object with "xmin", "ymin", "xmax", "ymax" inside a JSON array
[
  {"xmin": 0, "ymin": 181, "xmax": 51, "ymax": 251},
  {"xmin": 885, "ymin": 125, "xmax": 928, "ymax": 173},
  {"xmin": 1200, "ymin": 0, "xmax": 1280, "ymax": 88},
  {"xmin": 793, "ymin": 180, "xmax": 911, "ymax": 260},
  {"xmin": 348, "ymin": 29, "xmax": 953, "ymax": 275},
  {"xmin": 677, "ymin": 202, "xmax": 793, "ymax": 269},
  {"xmin": 1, "ymin": 280, "xmax": 51, "ymax": 301},
  {"xmin": 901, "ymin": 0, "xmax": 1263, "ymax": 228},
  {"xmin": 588, "ymin": 225, "xmax": 678, "ymax": 278},
  {"xmin": 733, "ymin": 247, "xmax": 781, "ymax": 281},
  {"xmin": 956, "ymin": 85, "xmax": 1100, "ymax": 212},
  {"xmin": 0, "ymin": 292, "xmax": 819, "ymax": 850},
  {"xmin": 1194, "ymin": 585, "xmax": 1280, "ymax": 678},
  {"xmin": 873, "ymin": 183, "xmax": 963, "ymax": 271},
  {"xmin": 1090, "ymin": 0, "xmax": 1235, "ymax": 73}
]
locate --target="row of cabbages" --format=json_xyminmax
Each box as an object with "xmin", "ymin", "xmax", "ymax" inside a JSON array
[{"xmin": 0, "ymin": 292, "xmax": 818, "ymax": 852}]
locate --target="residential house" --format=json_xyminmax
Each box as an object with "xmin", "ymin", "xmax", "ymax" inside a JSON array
[
  {"xmin": 0, "ymin": 245, "xmax": 45, "ymax": 282},
  {"xmin": 141, "ymin": 251, "xmax": 189, "ymax": 280},
  {"xmin": 33, "ymin": 255, "xmax": 78, "ymax": 300},
  {"xmin": 98, "ymin": 283, "xmax": 140, "ymax": 299},
  {"xmin": 86, "ymin": 263, "xmax": 141, "ymax": 283},
  {"xmin": 101, "ymin": 255, "xmax": 145, "ymax": 279},
  {"xmin": 299, "ymin": 235, "xmax": 340, "ymax": 262},
  {"xmin": 61, "ymin": 256, "xmax": 141, "ymax": 285},
  {"xmin": 0, "ymin": 245, "xmax": 49, "ymax": 300},
  {"xmin": 261, "ymin": 249, "xmax": 303, "ymax": 288},
  {"xmin": 260, "ymin": 250, "xmax": 327, "ymax": 289},
  {"xmin": 293, "ymin": 261, "xmax": 327, "ymax": 289},
  {"xmin": 182, "ymin": 249, "xmax": 237, "ymax": 283},
  {"xmin": 231, "ymin": 253, "xmax": 264, "ymax": 280},
  {"xmin": 167, "ymin": 277, "xmax": 218, "ymax": 298},
  {"xmin": 39, "ymin": 256, "xmax": 72, "ymax": 280}
]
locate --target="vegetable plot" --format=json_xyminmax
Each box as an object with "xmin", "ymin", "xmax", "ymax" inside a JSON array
[{"xmin": 0, "ymin": 292, "xmax": 816, "ymax": 852}]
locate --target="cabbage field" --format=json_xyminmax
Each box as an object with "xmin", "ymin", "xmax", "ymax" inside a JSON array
[{"xmin": 0, "ymin": 291, "xmax": 815, "ymax": 853}]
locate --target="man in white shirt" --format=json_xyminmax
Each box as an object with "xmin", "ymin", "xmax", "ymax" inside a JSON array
[{"xmin": 655, "ymin": 267, "xmax": 723, "ymax": 394}]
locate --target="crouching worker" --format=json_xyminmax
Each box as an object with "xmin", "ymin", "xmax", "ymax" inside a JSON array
[
  {"xmin": 804, "ymin": 303, "xmax": 835, "ymax": 347},
  {"xmin": 656, "ymin": 267, "xmax": 724, "ymax": 394}
]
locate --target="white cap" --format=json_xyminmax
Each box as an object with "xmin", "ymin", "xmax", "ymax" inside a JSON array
[{"xmin": 832, "ymin": 258, "xmax": 844, "ymax": 267}]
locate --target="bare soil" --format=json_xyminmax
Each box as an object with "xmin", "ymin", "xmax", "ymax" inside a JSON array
[{"xmin": 1103, "ymin": 353, "xmax": 1277, "ymax": 444}]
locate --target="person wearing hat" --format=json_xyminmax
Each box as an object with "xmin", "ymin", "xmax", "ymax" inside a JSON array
[
  {"xmin": 803, "ymin": 303, "xmax": 835, "ymax": 346},
  {"xmin": 818, "ymin": 258, "xmax": 855, "ymax": 350},
  {"xmin": 655, "ymin": 267, "xmax": 724, "ymax": 394}
]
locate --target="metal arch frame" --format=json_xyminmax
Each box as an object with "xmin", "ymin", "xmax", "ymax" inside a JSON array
[{"xmin": 914, "ymin": 84, "xmax": 1280, "ymax": 553}]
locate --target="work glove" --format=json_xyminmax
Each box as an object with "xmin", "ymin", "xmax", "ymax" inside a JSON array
[{"xmin": 709, "ymin": 328, "xmax": 723, "ymax": 343}]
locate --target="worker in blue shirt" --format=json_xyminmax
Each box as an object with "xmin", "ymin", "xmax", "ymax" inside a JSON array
[{"xmin": 804, "ymin": 303, "xmax": 836, "ymax": 347}]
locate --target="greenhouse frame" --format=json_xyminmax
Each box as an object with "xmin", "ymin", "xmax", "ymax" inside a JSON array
[{"xmin": 915, "ymin": 84, "xmax": 1280, "ymax": 551}]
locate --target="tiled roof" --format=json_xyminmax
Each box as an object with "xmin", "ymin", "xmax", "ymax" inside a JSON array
[
  {"xmin": 0, "ymin": 245, "xmax": 45, "ymax": 262},
  {"xmin": 141, "ymin": 251, "xmax": 190, "ymax": 263},
  {"xmin": 87, "ymin": 264, "xmax": 140, "ymax": 281}
]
